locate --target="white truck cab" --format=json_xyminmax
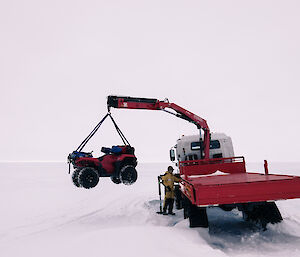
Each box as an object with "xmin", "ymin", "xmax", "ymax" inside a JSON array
[{"xmin": 171, "ymin": 133, "xmax": 234, "ymax": 162}]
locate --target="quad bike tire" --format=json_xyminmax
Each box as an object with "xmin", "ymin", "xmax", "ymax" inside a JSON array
[
  {"xmin": 78, "ymin": 167, "xmax": 99, "ymax": 189},
  {"xmin": 72, "ymin": 168, "xmax": 81, "ymax": 187},
  {"xmin": 110, "ymin": 176, "xmax": 121, "ymax": 184},
  {"xmin": 120, "ymin": 165, "xmax": 138, "ymax": 185}
]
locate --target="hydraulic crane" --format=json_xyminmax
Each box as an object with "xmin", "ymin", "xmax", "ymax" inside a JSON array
[{"xmin": 107, "ymin": 95, "xmax": 210, "ymax": 159}]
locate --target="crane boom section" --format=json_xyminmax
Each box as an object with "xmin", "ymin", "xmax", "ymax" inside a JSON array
[{"xmin": 107, "ymin": 95, "xmax": 210, "ymax": 159}]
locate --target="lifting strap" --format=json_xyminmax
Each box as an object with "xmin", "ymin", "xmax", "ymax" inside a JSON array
[
  {"xmin": 76, "ymin": 113, "xmax": 110, "ymax": 152},
  {"xmin": 108, "ymin": 114, "xmax": 131, "ymax": 146},
  {"xmin": 76, "ymin": 112, "xmax": 130, "ymax": 152}
]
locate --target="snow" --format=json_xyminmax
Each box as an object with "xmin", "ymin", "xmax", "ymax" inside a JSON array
[{"xmin": 1, "ymin": 162, "xmax": 300, "ymax": 257}]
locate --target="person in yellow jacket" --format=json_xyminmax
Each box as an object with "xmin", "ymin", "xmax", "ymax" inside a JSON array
[{"xmin": 161, "ymin": 166, "xmax": 181, "ymax": 215}]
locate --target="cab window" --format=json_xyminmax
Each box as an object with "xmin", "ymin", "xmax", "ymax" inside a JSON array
[{"xmin": 191, "ymin": 140, "xmax": 220, "ymax": 150}]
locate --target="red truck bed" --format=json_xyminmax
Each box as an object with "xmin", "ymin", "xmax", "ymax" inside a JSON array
[{"xmin": 179, "ymin": 157, "xmax": 300, "ymax": 206}]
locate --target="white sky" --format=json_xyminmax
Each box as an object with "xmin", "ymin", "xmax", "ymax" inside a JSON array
[{"xmin": 1, "ymin": 0, "xmax": 299, "ymax": 163}]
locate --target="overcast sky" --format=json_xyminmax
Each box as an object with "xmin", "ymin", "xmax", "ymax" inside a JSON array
[{"xmin": 1, "ymin": 0, "xmax": 299, "ymax": 163}]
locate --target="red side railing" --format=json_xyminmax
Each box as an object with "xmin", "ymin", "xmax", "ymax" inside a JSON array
[{"xmin": 179, "ymin": 156, "xmax": 246, "ymax": 177}]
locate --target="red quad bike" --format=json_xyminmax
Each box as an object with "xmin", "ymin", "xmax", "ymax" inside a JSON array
[{"xmin": 67, "ymin": 113, "xmax": 138, "ymax": 189}]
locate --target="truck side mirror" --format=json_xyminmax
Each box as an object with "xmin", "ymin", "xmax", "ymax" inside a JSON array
[{"xmin": 170, "ymin": 149, "xmax": 175, "ymax": 162}]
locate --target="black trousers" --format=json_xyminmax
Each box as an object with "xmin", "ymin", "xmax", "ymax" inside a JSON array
[{"xmin": 163, "ymin": 198, "xmax": 174, "ymax": 213}]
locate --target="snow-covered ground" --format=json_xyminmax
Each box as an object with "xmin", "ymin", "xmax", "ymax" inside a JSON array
[{"xmin": 1, "ymin": 162, "xmax": 300, "ymax": 257}]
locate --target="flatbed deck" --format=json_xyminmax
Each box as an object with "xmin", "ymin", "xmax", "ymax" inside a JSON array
[
  {"xmin": 179, "ymin": 157, "xmax": 300, "ymax": 206},
  {"xmin": 185, "ymin": 172, "xmax": 300, "ymax": 206}
]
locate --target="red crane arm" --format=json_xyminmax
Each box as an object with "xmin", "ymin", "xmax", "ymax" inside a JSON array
[{"xmin": 107, "ymin": 95, "xmax": 210, "ymax": 159}]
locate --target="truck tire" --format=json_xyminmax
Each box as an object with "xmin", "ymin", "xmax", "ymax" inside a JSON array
[
  {"xmin": 174, "ymin": 186, "xmax": 183, "ymax": 210},
  {"xmin": 241, "ymin": 202, "xmax": 282, "ymax": 229},
  {"xmin": 110, "ymin": 176, "xmax": 121, "ymax": 184},
  {"xmin": 72, "ymin": 168, "xmax": 81, "ymax": 187},
  {"xmin": 120, "ymin": 165, "xmax": 138, "ymax": 185},
  {"xmin": 183, "ymin": 195, "xmax": 208, "ymax": 227},
  {"xmin": 188, "ymin": 204, "xmax": 209, "ymax": 228},
  {"xmin": 264, "ymin": 202, "xmax": 283, "ymax": 224},
  {"xmin": 183, "ymin": 197, "xmax": 189, "ymax": 219},
  {"xmin": 78, "ymin": 167, "xmax": 99, "ymax": 189},
  {"xmin": 219, "ymin": 204, "xmax": 235, "ymax": 212}
]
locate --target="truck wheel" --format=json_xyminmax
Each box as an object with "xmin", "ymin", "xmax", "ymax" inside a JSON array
[
  {"xmin": 110, "ymin": 176, "xmax": 121, "ymax": 184},
  {"xmin": 264, "ymin": 202, "xmax": 283, "ymax": 224},
  {"xmin": 78, "ymin": 167, "xmax": 99, "ymax": 189},
  {"xmin": 174, "ymin": 186, "xmax": 183, "ymax": 210},
  {"xmin": 120, "ymin": 165, "xmax": 138, "ymax": 185},
  {"xmin": 183, "ymin": 196, "xmax": 189, "ymax": 219},
  {"xmin": 72, "ymin": 169, "xmax": 81, "ymax": 187},
  {"xmin": 183, "ymin": 195, "xmax": 208, "ymax": 227},
  {"xmin": 219, "ymin": 204, "xmax": 235, "ymax": 212},
  {"xmin": 188, "ymin": 204, "xmax": 209, "ymax": 228},
  {"xmin": 241, "ymin": 202, "xmax": 282, "ymax": 229}
]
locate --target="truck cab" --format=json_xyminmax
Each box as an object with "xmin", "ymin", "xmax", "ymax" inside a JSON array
[{"xmin": 172, "ymin": 133, "xmax": 234, "ymax": 161}]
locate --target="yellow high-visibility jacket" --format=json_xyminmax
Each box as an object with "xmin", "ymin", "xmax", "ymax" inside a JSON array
[{"xmin": 161, "ymin": 171, "xmax": 181, "ymax": 199}]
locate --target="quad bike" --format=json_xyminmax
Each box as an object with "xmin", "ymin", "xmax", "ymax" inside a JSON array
[{"xmin": 67, "ymin": 113, "xmax": 138, "ymax": 189}]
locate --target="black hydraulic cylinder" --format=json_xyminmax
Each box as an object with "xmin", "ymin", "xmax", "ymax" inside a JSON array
[{"xmin": 107, "ymin": 95, "xmax": 158, "ymax": 108}]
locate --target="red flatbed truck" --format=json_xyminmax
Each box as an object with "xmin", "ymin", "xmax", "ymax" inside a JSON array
[{"xmin": 107, "ymin": 95, "xmax": 300, "ymax": 229}]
